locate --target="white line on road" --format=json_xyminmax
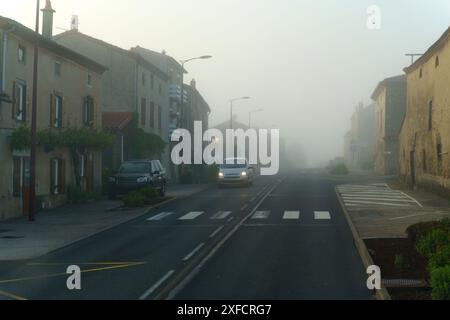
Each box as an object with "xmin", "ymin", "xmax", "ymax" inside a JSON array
[
  {"xmin": 389, "ymin": 213, "xmax": 430, "ymax": 221},
  {"xmin": 345, "ymin": 200, "xmax": 412, "ymax": 207},
  {"xmin": 210, "ymin": 211, "xmax": 232, "ymax": 220},
  {"xmin": 251, "ymin": 211, "xmax": 270, "ymax": 219},
  {"xmin": 342, "ymin": 196, "xmax": 416, "ymax": 203},
  {"xmin": 146, "ymin": 212, "xmax": 175, "ymax": 221},
  {"xmin": 182, "ymin": 243, "xmax": 205, "ymax": 262},
  {"xmin": 139, "ymin": 270, "xmax": 175, "ymax": 300},
  {"xmin": 178, "ymin": 211, "xmax": 204, "ymax": 220},
  {"xmin": 314, "ymin": 211, "xmax": 331, "ymax": 220},
  {"xmin": 283, "ymin": 211, "xmax": 300, "ymax": 220},
  {"xmin": 240, "ymin": 203, "xmax": 249, "ymax": 211},
  {"xmin": 209, "ymin": 226, "xmax": 225, "ymax": 238}
]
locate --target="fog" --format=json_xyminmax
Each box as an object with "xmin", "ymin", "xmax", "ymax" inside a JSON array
[{"xmin": 4, "ymin": 0, "xmax": 450, "ymax": 167}]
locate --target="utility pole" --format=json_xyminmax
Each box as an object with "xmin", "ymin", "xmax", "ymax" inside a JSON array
[{"xmin": 29, "ymin": 0, "xmax": 40, "ymax": 222}]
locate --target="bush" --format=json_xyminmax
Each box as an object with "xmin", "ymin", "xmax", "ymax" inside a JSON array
[
  {"xmin": 123, "ymin": 190, "xmax": 147, "ymax": 207},
  {"xmin": 329, "ymin": 163, "xmax": 349, "ymax": 175},
  {"xmin": 430, "ymin": 265, "xmax": 450, "ymax": 300},
  {"xmin": 428, "ymin": 245, "xmax": 450, "ymax": 270},
  {"xmin": 67, "ymin": 185, "xmax": 100, "ymax": 204},
  {"xmin": 416, "ymin": 229, "xmax": 450, "ymax": 259},
  {"xmin": 122, "ymin": 187, "xmax": 162, "ymax": 207},
  {"xmin": 407, "ymin": 221, "xmax": 443, "ymax": 243}
]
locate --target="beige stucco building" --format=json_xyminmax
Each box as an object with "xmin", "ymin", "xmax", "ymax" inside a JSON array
[
  {"xmin": 0, "ymin": 12, "xmax": 106, "ymax": 220},
  {"xmin": 399, "ymin": 26, "xmax": 450, "ymax": 194},
  {"xmin": 371, "ymin": 75, "xmax": 406, "ymax": 175}
]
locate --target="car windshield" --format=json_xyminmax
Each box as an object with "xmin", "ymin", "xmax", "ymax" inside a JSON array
[
  {"xmin": 118, "ymin": 162, "xmax": 150, "ymax": 174},
  {"xmin": 220, "ymin": 163, "xmax": 247, "ymax": 169}
]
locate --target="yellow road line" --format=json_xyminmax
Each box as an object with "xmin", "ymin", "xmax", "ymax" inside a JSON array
[
  {"xmin": 28, "ymin": 262, "xmax": 144, "ymax": 266},
  {"xmin": 0, "ymin": 290, "xmax": 28, "ymax": 300},
  {"xmin": 0, "ymin": 262, "xmax": 146, "ymax": 285}
]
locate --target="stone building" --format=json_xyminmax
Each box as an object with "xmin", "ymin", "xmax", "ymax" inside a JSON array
[
  {"xmin": 0, "ymin": 10, "xmax": 106, "ymax": 220},
  {"xmin": 344, "ymin": 103, "xmax": 376, "ymax": 171},
  {"xmin": 53, "ymin": 30, "xmax": 171, "ymax": 176},
  {"xmin": 399, "ymin": 26, "xmax": 450, "ymax": 193},
  {"xmin": 371, "ymin": 75, "xmax": 406, "ymax": 175}
]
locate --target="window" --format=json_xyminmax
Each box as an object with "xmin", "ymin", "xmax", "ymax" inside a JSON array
[
  {"xmin": 141, "ymin": 98, "xmax": 146, "ymax": 126},
  {"xmin": 142, "ymin": 73, "xmax": 146, "ymax": 87},
  {"xmin": 83, "ymin": 96, "xmax": 95, "ymax": 127},
  {"xmin": 435, "ymin": 56, "xmax": 439, "ymax": 68},
  {"xmin": 54, "ymin": 61, "xmax": 61, "ymax": 76},
  {"xmin": 158, "ymin": 104, "xmax": 162, "ymax": 131},
  {"xmin": 18, "ymin": 45, "xmax": 26, "ymax": 63},
  {"xmin": 50, "ymin": 94, "xmax": 63, "ymax": 128},
  {"xmin": 151, "ymin": 74, "xmax": 155, "ymax": 89},
  {"xmin": 13, "ymin": 81, "xmax": 27, "ymax": 122},
  {"xmin": 12, "ymin": 156, "xmax": 30, "ymax": 197},
  {"xmin": 87, "ymin": 74, "xmax": 93, "ymax": 87},
  {"xmin": 79, "ymin": 154, "xmax": 87, "ymax": 178},
  {"xmin": 150, "ymin": 101, "xmax": 155, "ymax": 128},
  {"xmin": 422, "ymin": 150, "xmax": 427, "ymax": 173},
  {"xmin": 428, "ymin": 100, "xmax": 433, "ymax": 131},
  {"xmin": 50, "ymin": 158, "xmax": 65, "ymax": 195},
  {"xmin": 158, "ymin": 83, "xmax": 162, "ymax": 95},
  {"xmin": 437, "ymin": 143, "xmax": 443, "ymax": 163},
  {"xmin": 419, "ymin": 68, "xmax": 423, "ymax": 78}
]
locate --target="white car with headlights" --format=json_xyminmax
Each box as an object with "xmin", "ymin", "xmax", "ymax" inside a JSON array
[{"xmin": 217, "ymin": 158, "xmax": 255, "ymax": 187}]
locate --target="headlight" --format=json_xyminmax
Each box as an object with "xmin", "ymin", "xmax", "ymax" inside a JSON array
[
  {"xmin": 218, "ymin": 172, "xmax": 224, "ymax": 177},
  {"xmin": 241, "ymin": 171, "xmax": 247, "ymax": 176},
  {"xmin": 136, "ymin": 176, "xmax": 149, "ymax": 183}
]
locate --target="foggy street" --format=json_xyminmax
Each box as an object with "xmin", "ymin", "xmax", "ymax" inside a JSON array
[{"xmin": 0, "ymin": 171, "xmax": 373, "ymax": 300}]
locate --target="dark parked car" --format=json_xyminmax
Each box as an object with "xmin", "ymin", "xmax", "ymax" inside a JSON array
[{"xmin": 108, "ymin": 160, "xmax": 166, "ymax": 198}]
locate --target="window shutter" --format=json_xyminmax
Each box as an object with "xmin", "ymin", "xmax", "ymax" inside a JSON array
[
  {"xmin": 59, "ymin": 159, "xmax": 66, "ymax": 194},
  {"xmin": 50, "ymin": 159, "xmax": 55, "ymax": 194},
  {"xmin": 49, "ymin": 94, "xmax": 54, "ymax": 127},
  {"xmin": 22, "ymin": 84, "xmax": 27, "ymax": 122},
  {"xmin": 89, "ymin": 97, "xmax": 95, "ymax": 128},
  {"xmin": 12, "ymin": 81, "xmax": 17, "ymax": 119},
  {"xmin": 59, "ymin": 96, "xmax": 63, "ymax": 128}
]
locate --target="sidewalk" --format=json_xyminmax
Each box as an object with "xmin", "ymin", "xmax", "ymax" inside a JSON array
[
  {"xmin": 0, "ymin": 184, "xmax": 209, "ymax": 261},
  {"xmin": 338, "ymin": 181, "xmax": 450, "ymax": 239}
]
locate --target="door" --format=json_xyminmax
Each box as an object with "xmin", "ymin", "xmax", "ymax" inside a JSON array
[{"xmin": 85, "ymin": 153, "xmax": 95, "ymax": 193}]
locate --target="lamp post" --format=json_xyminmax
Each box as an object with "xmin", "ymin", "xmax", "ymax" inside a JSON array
[
  {"xmin": 230, "ymin": 96, "xmax": 250, "ymax": 129},
  {"xmin": 179, "ymin": 55, "xmax": 212, "ymax": 129},
  {"xmin": 248, "ymin": 108, "xmax": 264, "ymax": 127},
  {"xmin": 29, "ymin": 0, "xmax": 40, "ymax": 222}
]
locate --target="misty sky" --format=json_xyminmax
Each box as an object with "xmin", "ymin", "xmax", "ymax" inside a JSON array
[{"xmin": 3, "ymin": 0, "xmax": 450, "ymax": 166}]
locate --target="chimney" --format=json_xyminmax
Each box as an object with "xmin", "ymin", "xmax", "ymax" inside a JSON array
[
  {"xmin": 190, "ymin": 78, "xmax": 196, "ymax": 89},
  {"xmin": 41, "ymin": 0, "xmax": 55, "ymax": 39}
]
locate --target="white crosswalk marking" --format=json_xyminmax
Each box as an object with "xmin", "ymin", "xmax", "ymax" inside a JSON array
[
  {"xmin": 314, "ymin": 211, "xmax": 331, "ymax": 220},
  {"xmin": 337, "ymin": 183, "xmax": 421, "ymax": 209},
  {"xmin": 147, "ymin": 212, "xmax": 175, "ymax": 221},
  {"xmin": 210, "ymin": 211, "xmax": 232, "ymax": 220},
  {"xmin": 252, "ymin": 211, "xmax": 270, "ymax": 219},
  {"xmin": 178, "ymin": 211, "xmax": 204, "ymax": 220},
  {"xmin": 283, "ymin": 211, "xmax": 300, "ymax": 220}
]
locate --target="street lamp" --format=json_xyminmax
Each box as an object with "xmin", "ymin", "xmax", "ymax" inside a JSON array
[
  {"xmin": 179, "ymin": 55, "xmax": 212, "ymax": 129},
  {"xmin": 230, "ymin": 96, "xmax": 250, "ymax": 129},
  {"xmin": 248, "ymin": 108, "xmax": 264, "ymax": 127},
  {"xmin": 29, "ymin": 0, "xmax": 40, "ymax": 222}
]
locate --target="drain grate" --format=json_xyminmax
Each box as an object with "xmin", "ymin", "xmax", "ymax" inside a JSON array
[{"xmin": 382, "ymin": 279, "xmax": 428, "ymax": 288}]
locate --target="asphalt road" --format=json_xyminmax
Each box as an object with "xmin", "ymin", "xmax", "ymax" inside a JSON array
[{"xmin": 0, "ymin": 170, "xmax": 372, "ymax": 300}]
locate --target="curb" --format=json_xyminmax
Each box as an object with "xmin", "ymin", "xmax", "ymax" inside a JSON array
[
  {"xmin": 334, "ymin": 186, "xmax": 392, "ymax": 301},
  {"xmin": 0, "ymin": 185, "xmax": 210, "ymax": 261}
]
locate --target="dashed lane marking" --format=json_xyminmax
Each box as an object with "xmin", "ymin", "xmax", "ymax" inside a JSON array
[
  {"xmin": 178, "ymin": 211, "xmax": 204, "ymax": 220},
  {"xmin": 314, "ymin": 211, "xmax": 331, "ymax": 220}
]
